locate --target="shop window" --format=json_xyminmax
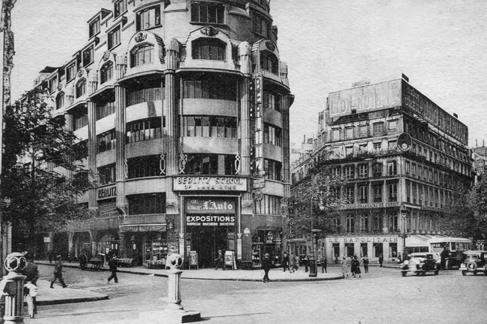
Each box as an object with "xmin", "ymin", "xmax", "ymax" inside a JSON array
[
  {"xmin": 89, "ymin": 17, "xmax": 100, "ymax": 38},
  {"xmin": 360, "ymin": 243, "xmax": 368, "ymax": 257},
  {"xmin": 100, "ymin": 61, "xmax": 114, "ymax": 84},
  {"xmin": 127, "ymin": 118, "xmax": 163, "ymax": 143},
  {"xmin": 128, "ymin": 193, "xmax": 166, "ymax": 215},
  {"xmin": 345, "ymin": 243, "xmax": 354, "ymax": 257},
  {"xmin": 190, "ymin": 1, "xmax": 224, "ymax": 24},
  {"xmin": 75, "ymin": 79, "xmax": 86, "ymax": 98},
  {"xmin": 131, "ymin": 44, "xmax": 154, "ymax": 67},
  {"xmin": 114, "ymin": 0, "xmax": 127, "ymax": 18},
  {"xmin": 98, "ymin": 164, "xmax": 116, "ymax": 185},
  {"xmin": 183, "ymin": 116, "xmax": 236, "ymax": 138},
  {"xmin": 82, "ymin": 46, "xmax": 94, "ymax": 67},
  {"xmin": 264, "ymin": 159, "xmax": 282, "ymax": 181},
  {"xmin": 192, "ymin": 38, "xmax": 226, "ymax": 61},
  {"xmin": 108, "ymin": 26, "xmax": 121, "ymax": 50},
  {"xmin": 263, "ymin": 91, "xmax": 281, "ymax": 112},
  {"xmin": 128, "ymin": 155, "xmax": 160, "ymax": 179},
  {"xmin": 372, "ymin": 183, "xmax": 382, "ymax": 203},
  {"xmin": 389, "ymin": 243, "xmax": 398, "ymax": 258},
  {"xmin": 374, "ymin": 243, "xmax": 383, "ymax": 258},
  {"xmin": 260, "ymin": 51, "xmax": 278, "ymax": 74},
  {"xmin": 97, "ymin": 130, "xmax": 116, "ymax": 153},
  {"xmin": 56, "ymin": 92, "xmax": 65, "ymax": 110},
  {"xmin": 183, "ymin": 75, "xmax": 236, "ymax": 100}
]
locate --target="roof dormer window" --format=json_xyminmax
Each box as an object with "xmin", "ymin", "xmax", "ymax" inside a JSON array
[
  {"xmin": 89, "ymin": 17, "xmax": 100, "ymax": 38},
  {"xmin": 108, "ymin": 26, "xmax": 121, "ymax": 50},
  {"xmin": 82, "ymin": 46, "xmax": 94, "ymax": 67},
  {"xmin": 66, "ymin": 63, "xmax": 76, "ymax": 83}
]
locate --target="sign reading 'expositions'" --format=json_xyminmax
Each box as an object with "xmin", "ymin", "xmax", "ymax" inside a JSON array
[{"xmin": 186, "ymin": 215, "xmax": 235, "ymax": 226}]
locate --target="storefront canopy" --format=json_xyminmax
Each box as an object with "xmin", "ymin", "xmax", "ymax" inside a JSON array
[
  {"xmin": 120, "ymin": 224, "xmax": 166, "ymax": 233},
  {"xmin": 405, "ymin": 235, "xmax": 436, "ymax": 247}
]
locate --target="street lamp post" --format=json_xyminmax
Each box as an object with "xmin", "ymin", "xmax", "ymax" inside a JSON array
[
  {"xmin": 309, "ymin": 192, "xmax": 324, "ymax": 278},
  {"xmin": 400, "ymin": 206, "xmax": 408, "ymax": 260}
]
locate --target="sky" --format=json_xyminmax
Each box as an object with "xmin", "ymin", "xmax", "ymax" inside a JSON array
[{"xmin": 10, "ymin": 0, "xmax": 487, "ymax": 147}]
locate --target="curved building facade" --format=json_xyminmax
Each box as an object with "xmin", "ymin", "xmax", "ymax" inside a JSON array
[{"xmin": 29, "ymin": 0, "xmax": 293, "ymax": 268}]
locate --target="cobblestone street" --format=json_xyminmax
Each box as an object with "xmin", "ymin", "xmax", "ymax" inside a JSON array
[{"xmin": 26, "ymin": 265, "xmax": 487, "ymax": 324}]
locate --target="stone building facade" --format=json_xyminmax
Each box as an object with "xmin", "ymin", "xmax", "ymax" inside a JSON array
[
  {"xmin": 25, "ymin": 0, "xmax": 292, "ymax": 268},
  {"xmin": 291, "ymin": 76, "xmax": 472, "ymax": 263}
]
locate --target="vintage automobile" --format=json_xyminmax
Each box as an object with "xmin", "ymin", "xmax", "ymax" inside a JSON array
[
  {"xmin": 459, "ymin": 250, "xmax": 487, "ymax": 276},
  {"xmin": 401, "ymin": 252, "xmax": 440, "ymax": 277}
]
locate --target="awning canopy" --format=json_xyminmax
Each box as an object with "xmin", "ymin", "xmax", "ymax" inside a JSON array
[
  {"xmin": 120, "ymin": 224, "xmax": 166, "ymax": 233},
  {"xmin": 406, "ymin": 235, "xmax": 436, "ymax": 247}
]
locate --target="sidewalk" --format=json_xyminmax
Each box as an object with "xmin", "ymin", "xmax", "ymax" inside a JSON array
[
  {"xmin": 37, "ymin": 260, "xmax": 344, "ymax": 282},
  {"xmin": 35, "ymin": 280, "xmax": 109, "ymax": 305}
]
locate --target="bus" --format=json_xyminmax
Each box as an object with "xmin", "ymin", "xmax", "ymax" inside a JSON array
[{"xmin": 428, "ymin": 237, "xmax": 472, "ymax": 269}]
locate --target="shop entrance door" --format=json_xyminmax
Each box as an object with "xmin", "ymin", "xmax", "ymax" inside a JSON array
[{"xmin": 189, "ymin": 226, "xmax": 229, "ymax": 268}]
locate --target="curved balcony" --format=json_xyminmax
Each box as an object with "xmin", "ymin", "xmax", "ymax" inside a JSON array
[
  {"xmin": 263, "ymin": 109, "xmax": 282, "ymax": 128},
  {"xmin": 263, "ymin": 143, "xmax": 282, "ymax": 162},
  {"xmin": 125, "ymin": 177, "xmax": 171, "ymax": 195},
  {"xmin": 126, "ymin": 100, "xmax": 163, "ymax": 123},
  {"xmin": 126, "ymin": 138, "xmax": 164, "ymax": 159},
  {"xmin": 182, "ymin": 98, "xmax": 237, "ymax": 117},
  {"xmin": 96, "ymin": 149, "xmax": 116, "ymax": 167},
  {"xmin": 96, "ymin": 115, "xmax": 116, "ymax": 135},
  {"xmin": 183, "ymin": 137, "xmax": 238, "ymax": 155}
]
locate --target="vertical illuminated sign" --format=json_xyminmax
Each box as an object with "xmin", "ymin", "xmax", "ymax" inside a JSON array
[{"xmin": 254, "ymin": 75, "xmax": 264, "ymax": 176}]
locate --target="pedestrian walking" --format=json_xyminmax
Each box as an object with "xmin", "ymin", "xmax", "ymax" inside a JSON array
[
  {"xmin": 107, "ymin": 256, "xmax": 119, "ymax": 283},
  {"xmin": 362, "ymin": 256, "xmax": 369, "ymax": 273},
  {"xmin": 214, "ymin": 250, "xmax": 225, "ymax": 270},
  {"xmin": 351, "ymin": 256, "xmax": 361, "ymax": 278},
  {"xmin": 289, "ymin": 253, "xmax": 295, "ymax": 273},
  {"xmin": 378, "ymin": 254, "xmax": 384, "ymax": 268},
  {"xmin": 341, "ymin": 257, "xmax": 349, "ymax": 278},
  {"xmin": 282, "ymin": 252, "xmax": 290, "ymax": 272},
  {"xmin": 22, "ymin": 253, "xmax": 39, "ymax": 318},
  {"xmin": 262, "ymin": 253, "xmax": 272, "ymax": 283},
  {"xmin": 304, "ymin": 254, "xmax": 310, "ymax": 272},
  {"xmin": 50, "ymin": 255, "xmax": 67, "ymax": 288},
  {"xmin": 79, "ymin": 252, "xmax": 88, "ymax": 270},
  {"xmin": 321, "ymin": 257, "xmax": 327, "ymax": 273}
]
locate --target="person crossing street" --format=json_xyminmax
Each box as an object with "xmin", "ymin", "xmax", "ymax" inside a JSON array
[
  {"xmin": 107, "ymin": 256, "xmax": 119, "ymax": 283},
  {"xmin": 50, "ymin": 255, "xmax": 67, "ymax": 288}
]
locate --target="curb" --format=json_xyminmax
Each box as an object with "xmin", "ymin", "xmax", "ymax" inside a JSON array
[
  {"xmin": 37, "ymin": 262, "xmax": 344, "ymax": 282},
  {"xmin": 37, "ymin": 295, "xmax": 109, "ymax": 306}
]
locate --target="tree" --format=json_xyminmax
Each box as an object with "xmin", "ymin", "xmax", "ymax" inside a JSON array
[
  {"xmin": 289, "ymin": 166, "xmax": 347, "ymax": 237},
  {"xmin": 467, "ymin": 175, "xmax": 487, "ymax": 244},
  {"xmin": 1, "ymin": 92, "xmax": 91, "ymax": 252}
]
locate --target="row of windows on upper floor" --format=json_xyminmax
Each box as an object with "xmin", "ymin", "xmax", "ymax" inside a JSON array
[
  {"xmin": 329, "ymin": 119, "xmax": 400, "ymax": 142},
  {"xmin": 97, "ymin": 154, "xmax": 282, "ymax": 185},
  {"xmin": 293, "ymin": 157, "xmax": 467, "ymax": 190},
  {"xmin": 89, "ymin": 1, "xmax": 272, "ymax": 41}
]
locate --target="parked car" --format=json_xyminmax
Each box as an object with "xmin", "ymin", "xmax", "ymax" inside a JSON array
[
  {"xmin": 459, "ymin": 250, "xmax": 487, "ymax": 276},
  {"xmin": 401, "ymin": 252, "xmax": 440, "ymax": 277}
]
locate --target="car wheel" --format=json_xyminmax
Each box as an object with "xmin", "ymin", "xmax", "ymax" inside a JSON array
[
  {"xmin": 462, "ymin": 271, "xmax": 467, "ymax": 276},
  {"xmin": 434, "ymin": 270, "xmax": 439, "ymax": 275},
  {"xmin": 401, "ymin": 271, "xmax": 406, "ymax": 277}
]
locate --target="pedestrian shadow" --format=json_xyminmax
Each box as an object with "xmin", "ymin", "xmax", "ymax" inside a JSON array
[{"xmin": 202, "ymin": 311, "xmax": 271, "ymax": 321}]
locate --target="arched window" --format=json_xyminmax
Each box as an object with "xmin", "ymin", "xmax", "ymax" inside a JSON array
[
  {"xmin": 192, "ymin": 38, "xmax": 226, "ymax": 61},
  {"xmin": 100, "ymin": 61, "xmax": 113, "ymax": 84},
  {"xmin": 76, "ymin": 79, "xmax": 86, "ymax": 98},
  {"xmin": 260, "ymin": 51, "xmax": 278, "ymax": 74},
  {"xmin": 131, "ymin": 44, "xmax": 154, "ymax": 67},
  {"xmin": 56, "ymin": 92, "xmax": 65, "ymax": 110}
]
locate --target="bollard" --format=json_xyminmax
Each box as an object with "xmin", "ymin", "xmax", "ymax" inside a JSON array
[
  {"xmin": 166, "ymin": 254, "xmax": 183, "ymax": 311},
  {"xmin": 0, "ymin": 253, "xmax": 27, "ymax": 324}
]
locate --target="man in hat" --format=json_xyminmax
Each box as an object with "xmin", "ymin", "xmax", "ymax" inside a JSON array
[{"xmin": 50, "ymin": 255, "xmax": 67, "ymax": 288}]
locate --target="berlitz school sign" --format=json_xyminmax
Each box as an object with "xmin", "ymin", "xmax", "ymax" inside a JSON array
[{"xmin": 173, "ymin": 176, "xmax": 247, "ymax": 191}]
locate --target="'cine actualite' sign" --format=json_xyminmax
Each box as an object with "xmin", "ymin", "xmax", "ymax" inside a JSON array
[{"xmin": 173, "ymin": 176, "xmax": 247, "ymax": 191}]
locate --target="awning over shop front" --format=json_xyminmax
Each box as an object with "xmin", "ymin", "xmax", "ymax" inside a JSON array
[
  {"xmin": 120, "ymin": 224, "xmax": 166, "ymax": 233},
  {"xmin": 405, "ymin": 235, "xmax": 436, "ymax": 247}
]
